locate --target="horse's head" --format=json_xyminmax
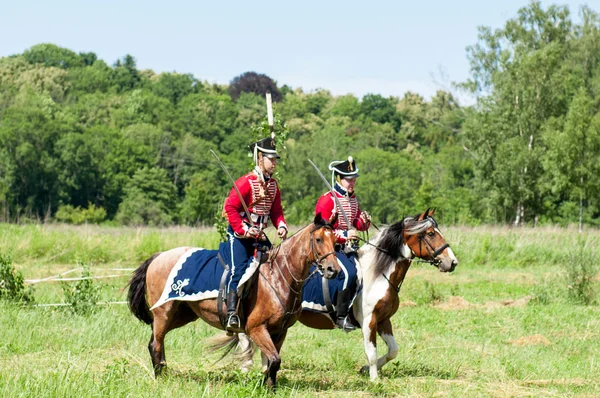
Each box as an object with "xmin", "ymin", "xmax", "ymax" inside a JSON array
[
  {"xmin": 309, "ymin": 213, "xmax": 339, "ymax": 279},
  {"xmin": 403, "ymin": 208, "xmax": 458, "ymax": 272}
]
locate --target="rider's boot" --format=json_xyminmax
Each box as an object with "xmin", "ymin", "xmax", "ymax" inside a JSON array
[
  {"xmin": 335, "ymin": 288, "xmax": 356, "ymax": 332},
  {"xmin": 226, "ymin": 290, "xmax": 242, "ymax": 334}
]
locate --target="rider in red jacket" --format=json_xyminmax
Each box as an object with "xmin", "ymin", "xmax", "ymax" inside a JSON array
[
  {"xmin": 315, "ymin": 156, "xmax": 370, "ymax": 331},
  {"xmin": 223, "ymin": 137, "xmax": 288, "ymax": 333}
]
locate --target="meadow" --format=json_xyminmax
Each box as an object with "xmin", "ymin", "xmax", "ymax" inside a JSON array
[{"xmin": 1, "ymin": 223, "xmax": 599, "ymax": 397}]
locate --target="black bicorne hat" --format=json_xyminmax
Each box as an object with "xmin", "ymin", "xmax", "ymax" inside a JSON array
[
  {"xmin": 329, "ymin": 156, "xmax": 359, "ymax": 178},
  {"xmin": 250, "ymin": 137, "xmax": 280, "ymax": 159}
]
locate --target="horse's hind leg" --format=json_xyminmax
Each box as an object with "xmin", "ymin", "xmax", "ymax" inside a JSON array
[
  {"xmin": 149, "ymin": 315, "xmax": 170, "ymax": 376},
  {"xmin": 149, "ymin": 302, "xmax": 197, "ymax": 376},
  {"xmin": 238, "ymin": 333, "xmax": 255, "ymax": 373}
]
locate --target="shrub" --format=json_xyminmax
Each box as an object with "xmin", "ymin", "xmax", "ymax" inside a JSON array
[
  {"xmin": 55, "ymin": 203, "xmax": 107, "ymax": 224},
  {"xmin": 0, "ymin": 252, "xmax": 34, "ymax": 303},
  {"xmin": 563, "ymin": 238, "xmax": 598, "ymax": 305},
  {"xmin": 61, "ymin": 263, "xmax": 99, "ymax": 315}
]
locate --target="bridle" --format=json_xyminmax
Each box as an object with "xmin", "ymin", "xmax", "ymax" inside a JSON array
[
  {"xmin": 359, "ymin": 218, "xmax": 450, "ymax": 266},
  {"xmin": 415, "ymin": 227, "xmax": 449, "ymax": 266},
  {"xmin": 309, "ymin": 223, "xmax": 337, "ymax": 267}
]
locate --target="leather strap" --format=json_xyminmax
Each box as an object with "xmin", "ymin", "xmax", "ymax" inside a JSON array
[
  {"xmin": 217, "ymin": 253, "xmax": 230, "ymax": 330},
  {"xmin": 321, "ymin": 275, "xmax": 336, "ymax": 320}
]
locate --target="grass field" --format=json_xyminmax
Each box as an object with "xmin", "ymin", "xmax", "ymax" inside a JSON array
[{"xmin": 1, "ymin": 223, "xmax": 599, "ymax": 397}]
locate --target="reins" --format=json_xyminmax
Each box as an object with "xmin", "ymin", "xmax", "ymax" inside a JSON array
[{"xmin": 261, "ymin": 222, "xmax": 335, "ymax": 309}]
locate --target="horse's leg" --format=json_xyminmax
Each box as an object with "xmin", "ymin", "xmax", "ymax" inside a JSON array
[
  {"xmin": 261, "ymin": 351, "xmax": 268, "ymax": 373},
  {"xmin": 238, "ymin": 333, "xmax": 254, "ymax": 373},
  {"xmin": 375, "ymin": 318, "xmax": 398, "ymax": 373},
  {"xmin": 149, "ymin": 314, "xmax": 169, "ymax": 376},
  {"xmin": 360, "ymin": 313, "xmax": 380, "ymax": 381},
  {"xmin": 248, "ymin": 325, "xmax": 281, "ymax": 389},
  {"xmin": 149, "ymin": 302, "xmax": 196, "ymax": 376}
]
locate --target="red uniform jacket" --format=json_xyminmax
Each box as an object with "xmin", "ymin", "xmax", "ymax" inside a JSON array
[
  {"xmin": 224, "ymin": 170, "xmax": 287, "ymax": 236},
  {"xmin": 314, "ymin": 184, "xmax": 370, "ymax": 244}
]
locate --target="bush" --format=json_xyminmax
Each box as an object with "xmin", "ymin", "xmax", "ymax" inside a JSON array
[
  {"xmin": 55, "ymin": 203, "xmax": 107, "ymax": 224},
  {"xmin": 61, "ymin": 263, "xmax": 99, "ymax": 315},
  {"xmin": 0, "ymin": 252, "xmax": 34, "ymax": 303},
  {"xmin": 564, "ymin": 238, "xmax": 598, "ymax": 305}
]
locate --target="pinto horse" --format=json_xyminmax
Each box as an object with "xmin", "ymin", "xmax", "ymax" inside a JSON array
[
  {"xmin": 127, "ymin": 214, "xmax": 339, "ymax": 388},
  {"xmin": 238, "ymin": 208, "xmax": 458, "ymax": 380}
]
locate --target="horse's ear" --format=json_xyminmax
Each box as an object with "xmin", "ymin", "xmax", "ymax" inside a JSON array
[
  {"xmin": 418, "ymin": 208, "xmax": 430, "ymax": 221},
  {"xmin": 313, "ymin": 212, "xmax": 324, "ymax": 226},
  {"xmin": 429, "ymin": 207, "xmax": 436, "ymax": 217}
]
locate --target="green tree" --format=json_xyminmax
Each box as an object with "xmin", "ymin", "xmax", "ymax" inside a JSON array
[
  {"xmin": 23, "ymin": 43, "xmax": 84, "ymax": 69},
  {"xmin": 542, "ymin": 89, "xmax": 600, "ymax": 230},
  {"xmin": 116, "ymin": 167, "xmax": 177, "ymax": 226},
  {"xmin": 463, "ymin": 1, "xmax": 574, "ymax": 225}
]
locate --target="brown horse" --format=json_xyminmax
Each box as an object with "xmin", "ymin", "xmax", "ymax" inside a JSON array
[
  {"xmin": 127, "ymin": 214, "xmax": 340, "ymax": 388},
  {"xmin": 239, "ymin": 208, "xmax": 458, "ymax": 380}
]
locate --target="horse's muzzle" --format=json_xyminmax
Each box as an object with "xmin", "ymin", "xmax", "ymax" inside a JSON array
[
  {"xmin": 438, "ymin": 258, "xmax": 458, "ymax": 273},
  {"xmin": 322, "ymin": 263, "xmax": 338, "ymax": 279}
]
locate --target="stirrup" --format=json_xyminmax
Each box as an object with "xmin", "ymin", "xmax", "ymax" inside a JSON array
[
  {"xmin": 226, "ymin": 312, "xmax": 242, "ymax": 333},
  {"xmin": 336, "ymin": 316, "xmax": 356, "ymax": 332}
]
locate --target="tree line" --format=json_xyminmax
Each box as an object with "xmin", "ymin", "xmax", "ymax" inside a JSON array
[{"xmin": 0, "ymin": 1, "xmax": 599, "ymax": 228}]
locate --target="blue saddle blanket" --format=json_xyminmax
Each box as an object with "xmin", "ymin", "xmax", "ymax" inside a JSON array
[
  {"xmin": 301, "ymin": 264, "xmax": 346, "ymax": 313},
  {"xmin": 150, "ymin": 242, "xmax": 232, "ymax": 310}
]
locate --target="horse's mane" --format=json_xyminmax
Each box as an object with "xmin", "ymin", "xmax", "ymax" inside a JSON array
[{"xmin": 373, "ymin": 214, "xmax": 437, "ymax": 277}]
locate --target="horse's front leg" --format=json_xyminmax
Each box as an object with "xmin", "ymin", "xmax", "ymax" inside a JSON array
[
  {"xmin": 248, "ymin": 325, "xmax": 281, "ymax": 389},
  {"xmin": 375, "ymin": 318, "xmax": 398, "ymax": 372},
  {"xmin": 360, "ymin": 313, "xmax": 379, "ymax": 381}
]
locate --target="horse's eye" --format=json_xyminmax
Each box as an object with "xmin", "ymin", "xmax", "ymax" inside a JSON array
[
  {"xmin": 427, "ymin": 231, "xmax": 435, "ymax": 238},
  {"xmin": 316, "ymin": 238, "xmax": 323, "ymax": 244}
]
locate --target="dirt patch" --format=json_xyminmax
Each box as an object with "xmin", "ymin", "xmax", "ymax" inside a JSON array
[
  {"xmin": 433, "ymin": 296, "xmax": 472, "ymax": 310},
  {"xmin": 509, "ymin": 334, "xmax": 551, "ymax": 346}
]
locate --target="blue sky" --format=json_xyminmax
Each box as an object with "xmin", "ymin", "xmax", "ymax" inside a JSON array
[{"xmin": 0, "ymin": 0, "xmax": 591, "ymax": 105}]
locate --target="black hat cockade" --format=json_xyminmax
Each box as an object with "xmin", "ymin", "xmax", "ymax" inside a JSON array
[
  {"xmin": 250, "ymin": 137, "xmax": 280, "ymax": 163},
  {"xmin": 328, "ymin": 156, "xmax": 359, "ymax": 187}
]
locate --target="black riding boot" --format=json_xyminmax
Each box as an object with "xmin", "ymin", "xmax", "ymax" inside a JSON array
[
  {"xmin": 335, "ymin": 288, "xmax": 356, "ymax": 332},
  {"xmin": 226, "ymin": 290, "xmax": 241, "ymax": 333}
]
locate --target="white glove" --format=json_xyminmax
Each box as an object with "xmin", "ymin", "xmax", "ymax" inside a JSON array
[
  {"xmin": 347, "ymin": 229, "xmax": 358, "ymax": 240},
  {"xmin": 344, "ymin": 229, "xmax": 359, "ymax": 253},
  {"xmin": 359, "ymin": 211, "xmax": 371, "ymax": 225},
  {"xmin": 244, "ymin": 226, "xmax": 261, "ymax": 238}
]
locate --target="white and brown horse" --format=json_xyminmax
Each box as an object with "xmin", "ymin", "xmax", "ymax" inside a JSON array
[
  {"xmin": 238, "ymin": 208, "xmax": 458, "ymax": 380},
  {"xmin": 127, "ymin": 214, "xmax": 340, "ymax": 388}
]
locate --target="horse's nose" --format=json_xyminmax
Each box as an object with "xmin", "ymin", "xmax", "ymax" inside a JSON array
[
  {"xmin": 325, "ymin": 264, "xmax": 337, "ymax": 278},
  {"xmin": 451, "ymin": 259, "xmax": 458, "ymax": 271}
]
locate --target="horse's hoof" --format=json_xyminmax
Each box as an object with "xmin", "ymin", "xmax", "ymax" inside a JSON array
[{"xmin": 359, "ymin": 365, "xmax": 369, "ymax": 374}]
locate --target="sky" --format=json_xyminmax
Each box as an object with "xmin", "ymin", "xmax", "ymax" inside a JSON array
[{"xmin": 0, "ymin": 0, "xmax": 592, "ymax": 105}]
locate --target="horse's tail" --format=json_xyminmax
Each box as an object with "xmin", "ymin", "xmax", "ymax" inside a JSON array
[
  {"xmin": 206, "ymin": 333, "xmax": 250, "ymax": 364},
  {"xmin": 127, "ymin": 253, "xmax": 161, "ymax": 325}
]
